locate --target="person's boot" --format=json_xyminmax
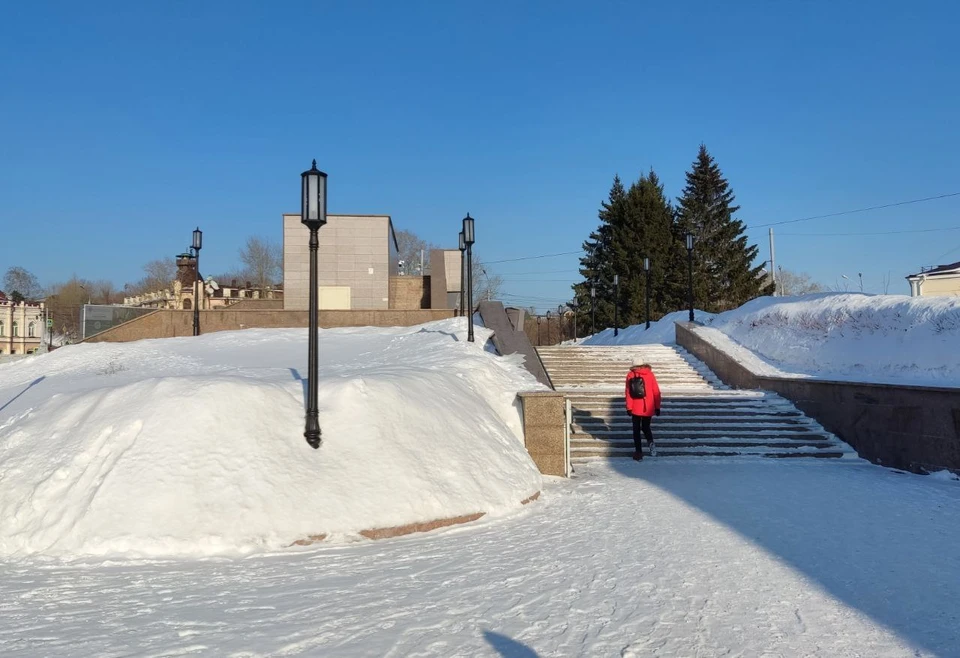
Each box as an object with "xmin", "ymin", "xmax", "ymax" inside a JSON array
[
  {"xmin": 632, "ymin": 451, "xmax": 642, "ymax": 461},
  {"xmin": 649, "ymin": 441, "xmax": 657, "ymax": 457}
]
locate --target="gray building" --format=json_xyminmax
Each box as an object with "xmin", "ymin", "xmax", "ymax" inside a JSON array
[{"xmin": 282, "ymin": 214, "xmax": 399, "ymax": 311}]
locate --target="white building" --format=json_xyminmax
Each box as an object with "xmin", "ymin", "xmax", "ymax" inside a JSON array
[{"xmin": 0, "ymin": 292, "xmax": 45, "ymax": 355}]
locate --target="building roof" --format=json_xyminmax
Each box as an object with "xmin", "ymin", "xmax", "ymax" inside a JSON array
[{"xmin": 906, "ymin": 261, "xmax": 960, "ymax": 279}]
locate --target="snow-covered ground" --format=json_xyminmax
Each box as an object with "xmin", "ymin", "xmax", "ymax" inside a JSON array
[
  {"xmin": 0, "ymin": 320, "xmax": 543, "ymax": 558},
  {"xmin": 584, "ymin": 294, "xmax": 960, "ymax": 387},
  {"xmin": 0, "ymin": 460, "xmax": 957, "ymax": 657}
]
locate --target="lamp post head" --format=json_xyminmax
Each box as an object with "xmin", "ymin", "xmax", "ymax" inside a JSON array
[
  {"xmin": 301, "ymin": 159, "xmax": 328, "ymax": 229},
  {"xmin": 644, "ymin": 257, "xmax": 650, "ymax": 271},
  {"xmin": 614, "ymin": 274, "xmax": 619, "ymax": 285},
  {"xmin": 686, "ymin": 233, "xmax": 695, "ymax": 251},
  {"xmin": 459, "ymin": 230, "xmax": 465, "ymax": 252},
  {"xmin": 462, "ymin": 214, "xmax": 475, "ymax": 246},
  {"xmin": 590, "ymin": 286, "xmax": 595, "ymax": 298},
  {"xmin": 192, "ymin": 227, "xmax": 203, "ymax": 251}
]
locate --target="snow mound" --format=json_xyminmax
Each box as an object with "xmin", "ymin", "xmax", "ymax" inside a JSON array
[
  {"xmin": 584, "ymin": 293, "xmax": 960, "ymax": 386},
  {"xmin": 580, "ymin": 310, "xmax": 714, "ymax": 346},
  {"xmin": 0, "ymin": 319, "xmax": 544, "ymax": 557}
]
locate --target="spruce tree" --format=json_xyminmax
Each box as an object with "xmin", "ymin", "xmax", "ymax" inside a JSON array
[
  {"xmin": 610, "ymin": 170, "xmax": 677, "ymax": 326},
  {"xmin": 573, "ymin": 176, "xmax": 626, "ymax": 332},
  {"xmin": 673, "ymin": 145, "xmax": 772, "ymax": 313}
]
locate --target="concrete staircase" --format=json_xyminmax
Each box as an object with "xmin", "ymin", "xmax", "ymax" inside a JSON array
[{"xmin": 536, "ymin": 344, "xmax": 855, "ymax": 461}]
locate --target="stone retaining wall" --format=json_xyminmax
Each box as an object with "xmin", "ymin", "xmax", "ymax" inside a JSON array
[
  {"xmin": 84, "ymin": 309, "xmax": 458, "ymax": 343},
  {"xmin": 676, "ymin": 322, "xmax": 960, "ymax": 474}
]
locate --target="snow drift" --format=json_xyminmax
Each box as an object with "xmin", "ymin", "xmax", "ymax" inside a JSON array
[
  {"xmin": 584, "ymin": 293, "xmax": 960, "ymax": 386},
  {"xmin": 0, "ymin": 319, "xmax": 544, "ymax": 557}
]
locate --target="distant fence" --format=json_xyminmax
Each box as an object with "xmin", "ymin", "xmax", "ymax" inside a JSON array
[{"xmin": 82, "ymin": 305, "xmax": 156, "ymax": 340}]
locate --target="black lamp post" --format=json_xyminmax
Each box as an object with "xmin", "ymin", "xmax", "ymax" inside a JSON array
[
  {"xmin": 570, "ymin": 302, "xmax": 578, "ymax": 342},
  {"xmin": 546, "ymin": 310, "xmax": 552, "ymax": 345},
  {"xmin": 536, "ymin": 315, "xmax": 542, "ymax": 346},
  {"xmin": 557, "ymin": 304, "xmax": 564, "ymax": 342},
  {"xmin": 644, "ymin": 257, "xmax": 651, "ymax": 330},
  {"xmin": 613, "ymin": 274, "xmax": 619, "ymax": 337},
  {"xmin": 458, "ymin": 231, "xmax": 466, "ymax": 317},
  {"xmin": 590, "ymin": 285, "xmax": 596, "ymax": 335},
  {"xmin": 462, "ymin": 214, "xmax": 475, "ymax": 342},
  {"xmin": 301, "ymin": 159, "xmax": 327, "ymax": 450},
  {"xmin": 192, "ymin": 228, "xmax": 202, "ymax": 336},
  {"xmin": 686, "ymin": 232, "xmax": 695, "ymax": 322}
]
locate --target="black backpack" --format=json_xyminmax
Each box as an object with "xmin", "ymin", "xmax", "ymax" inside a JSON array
[{"xmin": 629, "ymin": 375, "xmax": 646, "ymax": 399}]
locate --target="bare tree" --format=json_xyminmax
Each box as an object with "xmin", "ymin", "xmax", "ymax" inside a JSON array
[
  {"xmin": 3, "ymin": 266, "xmax": 43, "ymax": 300},
  {"xmin": 239, "ymin": 236, "xmax": 282, "ymax": 291},
  {"xmin": 777, "ymin": 268, "xmax": 826, "ymax": 296},
  {"xmin": 472, "ymin": 256, "xmax": 503, "ymax": 302},
  {"xmin": 395, "ymin": 229, "xmax": 437, "ymax": 275}
]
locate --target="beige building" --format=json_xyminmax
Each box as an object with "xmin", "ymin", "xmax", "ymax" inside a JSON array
[
  {"xmin": 906, "ymin": 261, "xmax": 960, "ymax": 297},
  {"xmin": 283, "ymin": 214, "xmax": 399, "ymax": 310},
  {"xmin": 124, "ymin": 252, "xmax": 283, "ymax": 310},
  {"xmin": 0, "ymin": 293, "xmax": 45, "ymax": 355}
]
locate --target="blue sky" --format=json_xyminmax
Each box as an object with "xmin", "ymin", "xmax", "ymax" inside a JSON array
[{"xmin": 1, "ymin": 1, "xmax": 958, "ymax": 310}]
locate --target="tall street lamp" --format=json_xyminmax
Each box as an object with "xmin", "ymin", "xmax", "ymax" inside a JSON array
[
  {"xmin": 557, "ymin": 304, "xmax": 564, "ymax": 342},
  {"xmin": 462, "ymin": 214, "xmax": 475, "ymax": 342},
  {"xmin": 546, "ymin": 310, "xmax": 552, "ymax": 345},
  {"xmin": 686, "ymin": 232, "xmax": 695, "ymax": 323},
  {"xmin": 590, "ymin": 285, "xmax": 596, "ymax": 335},
  {"xmin": 301, "ymin": 159, "xmax": 327, "ymax": 450},
  {"xmin": 458, "ymin": 231, "xmax": 466, "ymax": 317},
  {"xmin": 644, "ymin": 257, "xmax": 651, "ymax": 330},
  {"xmin": 570, "ymin": 301, "xmax": 578, "ymax": 342},
  {"xmin": 613, "ymin": 274, "xmax": 620, "ymax": 337},
  {"xmin": 192, "ymin": 228, "xmax": 203, "ymax": 336},
  {"xmin": 536, "ymin": 315, "xmax": 542, "ymax": 346}
]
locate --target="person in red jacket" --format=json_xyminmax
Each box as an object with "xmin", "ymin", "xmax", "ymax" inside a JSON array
[{"xmin": 625, "ymin": 358, "xmax": 662, "ymax": 461}]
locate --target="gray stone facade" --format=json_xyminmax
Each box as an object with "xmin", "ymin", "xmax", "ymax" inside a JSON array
[{"xmin": 283, "ymin": 214, "xmax": 399, "ymax": 311}]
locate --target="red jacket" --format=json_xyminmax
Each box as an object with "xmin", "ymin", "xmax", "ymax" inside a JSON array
[{"xmin": 625, "ymin": 366, "xmax": 662, "ymax": 417}]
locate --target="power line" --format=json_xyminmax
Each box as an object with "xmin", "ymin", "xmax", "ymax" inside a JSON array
[
  {"xmin": 485, "ymin": 250, "xmax": 583, "ymax": 264},
  {"xmin": 929, "ymin": 243, "xmax": 960, "ymax": 264},
  {"xmin": 780, "ymin": 225, "xmax": 960, "ymax": 237},
  {"xmin": 751, "ymin": 191, "xmax": 960, "ymax": 229}
]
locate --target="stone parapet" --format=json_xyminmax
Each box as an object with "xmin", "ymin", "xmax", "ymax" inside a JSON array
[
  {"xmin": 518, "ymin": 390, "xmax": 569, "ymax": 477},
  {"xmin": 676, "ymin": 321, "xmax": 960, "ymax": 474}
]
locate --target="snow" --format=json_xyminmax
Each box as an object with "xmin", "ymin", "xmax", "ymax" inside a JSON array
[
  {"xmin": 0, "ymin": 319, "xmax": 544, "ymax": 558},
  {"xmin": 585, "ymin": 293, "xmax": 960, "ymax": 387},
  {"xmin": 0, "ymin": 460, "xmax": 958, "ymax": 656}
]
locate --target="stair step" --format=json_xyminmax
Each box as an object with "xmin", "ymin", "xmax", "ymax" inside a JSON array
[{"xmin": 536, "ymin": 344, "xmax": 849, "ymax": 462}]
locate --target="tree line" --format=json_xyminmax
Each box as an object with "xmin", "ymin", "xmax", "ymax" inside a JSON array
[{"xmin": 572, "ymin": 145, "xmax": 775, "ymax": 331}]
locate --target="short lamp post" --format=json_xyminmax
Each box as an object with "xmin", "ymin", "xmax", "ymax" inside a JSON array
[
  {"xmin": 462, "ymin": 214, "xmax": 476, "ymax": 342},
  {"xmin": 458, "ymin": 231, "xmax": 466, "ymax": 317},
  {"xmin": 613, "ymin": 274, "xmax": 620, "ymax": 337},
  {"xmin": 546, "ymin": 310, "xmax": 552, "ymax": 345},
  {"xmin": 557, "ymin": 304, "xmax": 564, "ymax": 342},
  {"xmin": 301, "ymin": 159, "xmax": 328, "ymax": 450},
  {"xmin": 590, "ymin": 285, "xmax": 596, "ymax": 335},
  {"xmin": 644, "ymin": 257, "xmax": 651, "ymax": 330},
  {"xmin": 192, "ymin": 228, "xmax": 202, "ymax": 336},
  {"xmin": 686, "ymin": 232, "xmax": 695, "ymax": 323},
  {"xmin": 536, "ymin": 315, "xmax": 542, "ymax": 346}
]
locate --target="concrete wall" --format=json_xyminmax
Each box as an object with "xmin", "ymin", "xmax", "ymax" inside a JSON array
[
  {"xmin": 283, "ymin": 214, "xmax": 393, "ymax": 311},
  {"xmin": 676, "ymin": 322, "xmax": 960, "ymax": 474},
  {"xmin": 226, "ymin": 299, "xmax": 284, "ymax": 310},
  {"xmin": 517, "ymin": 391, "xmax": 569, "ymax": 476},
  {"xmin": 478, "ymin": 301, "xmax": 552, "ymax": 388},
  {"xmin": 84, "ymin": 309, "xmax": 458, "ymax": 343},
  {"xmin": 389, "ymin": 276, "xmax": 430, "ymax": 310}
]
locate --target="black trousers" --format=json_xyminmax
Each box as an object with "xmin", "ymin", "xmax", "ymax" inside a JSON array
[{"xmin": 631, "ymin": 414, "xmax": 653, "ymax": 452}]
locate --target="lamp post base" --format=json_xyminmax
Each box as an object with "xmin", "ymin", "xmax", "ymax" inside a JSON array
[{"xmin": 304, "ymin": 415, "xmax": 322, "ymax": 449}]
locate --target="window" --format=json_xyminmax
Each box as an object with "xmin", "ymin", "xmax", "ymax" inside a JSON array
[
  {"xmin": 28, "ymin": 322, "xmax": 36, "ymax": 337},
  {"xmin": 0, "ymin": 321, "xmax": 4, "ymax": 336},
  {"xmin": 12, "ymin": 321, "xmax": 18, "ymax": 337}
]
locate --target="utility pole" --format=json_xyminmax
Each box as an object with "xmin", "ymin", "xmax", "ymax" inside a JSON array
[{"xmin": 769, "ymin": 227, "xmax": 777, "ymax": 296}]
